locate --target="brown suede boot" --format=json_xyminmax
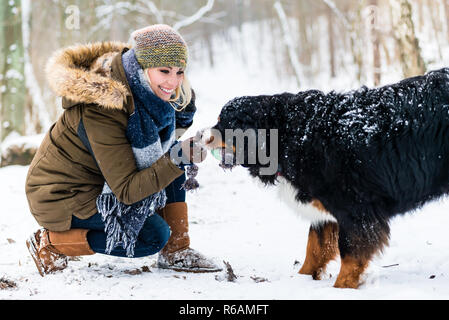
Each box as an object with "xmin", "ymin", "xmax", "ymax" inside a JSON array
[
  {"xmin": 26, "ymin": 228, "xmax": 95, "ymax": 277},
  {"xmin": 157, "ymin": 202, "xmax": 222, "ymax": 273}
]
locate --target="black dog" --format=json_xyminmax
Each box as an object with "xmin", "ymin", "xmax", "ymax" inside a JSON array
[{"xmin": 203, "ymin": 68, "xmax": 449, "ymax": 288}]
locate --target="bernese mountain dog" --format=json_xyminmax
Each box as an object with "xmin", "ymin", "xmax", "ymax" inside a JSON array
[{"xmin": 201, "ymin": 68, "xmax": 449, "ymax": 288}]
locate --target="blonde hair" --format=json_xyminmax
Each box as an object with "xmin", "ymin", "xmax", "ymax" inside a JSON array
[
  {"xmin": 171, "ymin": 76, "xmax": 192, "ymax": 111},
  {"xmin": 144, "ymin": 68, "xmax": 192, "ymax": 112}
]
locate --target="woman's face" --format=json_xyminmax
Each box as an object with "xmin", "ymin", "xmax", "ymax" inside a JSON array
[{"xmin": 146, "ymin": 67, "xmax": 184, "ymax": 101}]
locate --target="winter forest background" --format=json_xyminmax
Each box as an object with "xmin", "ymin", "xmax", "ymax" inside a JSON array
[
  {"xmin": 1, "ymin": 0, "xmax": 447, "ymax": 153},
  {"xmin": 3, "ymin": 0, "xmax": 449, "ymax": 300}
]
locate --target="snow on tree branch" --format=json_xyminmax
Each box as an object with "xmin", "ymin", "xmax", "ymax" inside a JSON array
[
  {"xmin": 142, "ymin": 1, "xmax": 164, "ymax": 24},
  {"xmin": 321, "ymin": 0, "xmax": 351, "ymax": 30},
  {"xmin": 93, "ymin": 0, "xmax": 215, "ymax": 36},
  {"xmin": 273, "ymin": 1, "xmax": 302, "ymax": 87},
  {"xmin": 172, "ymin": 0, "xmax": 215, "ymax": 31}
]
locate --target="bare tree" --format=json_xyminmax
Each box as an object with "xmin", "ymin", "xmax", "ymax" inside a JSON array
[
  {"xmin": 322, "ymin": 0, "xmax": 365, "ymax": 82},
  {"xmin": 427, "ymin": 0, "xmax": 443, "ymax": 60},
  {"xmin": 390, "ymin": 0, "xmax": 426, "ymax": 77},
  {"xmin": 327, "ymin": 4, "xmax": 336, "ymax": 78},
  {"xmin": 368, "ymin": 0, "xmax": 381, "ymax": 86},
  {"xmin": 444, "ymin": 0, "xmax": 449, "ymax": 43},
  {"xmin": 22, "ymin": 0, "xmax": 51, "ymax": 135},
  {"xmin": 294, "ymin": 0, "xmax": 313, "ymax": 78},
  {"xmin": 0, "ymin": 0, "xmax": 26, "ymax": 141},
  {"xmin": 274, "ymin": 1, "xmax": 302, "ymax": 87}
]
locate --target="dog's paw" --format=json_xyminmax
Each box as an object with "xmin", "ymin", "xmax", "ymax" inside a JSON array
[{"xmin": 298, "ymin": 265, "xmax": 325, "ymax": 280}]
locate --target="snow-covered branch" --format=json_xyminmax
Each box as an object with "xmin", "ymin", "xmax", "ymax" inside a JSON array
[
  {"xmin": 93, "ymin": 0, "xmax": 216, "ymax": 36},
  {"xmin": 173, "ymin": 0, "xmax": 215, "ymax": 31},
  {"xmin": 273, "ymin": 1, "xmax": 302, "ymax": 87},
  {"xmin": 143, "ymin": 1, "xmax": 164, "ymax": 24},
  {"xmin": 321, "ymin": 0, "xmax": 351, "ymax": 30}
]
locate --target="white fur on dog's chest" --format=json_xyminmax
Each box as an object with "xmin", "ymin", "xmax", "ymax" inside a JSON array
[{"xmin": 277, "ymin": 177, "xmax": 337, "ymax": 225}]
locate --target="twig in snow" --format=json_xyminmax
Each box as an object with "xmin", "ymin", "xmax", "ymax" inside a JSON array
[
  {"xmin": 0, "ymin": 277, "xmax": 17, "ymax": 290},
  {"xmin": 223, "ymin": 260, "xmax": 237, "ymax": 282},
  {"xmin": 381, "ymin": 263, "xmax": 399, "ymax": 268},
  {"xmin": 251, "ymin": 276, "xmax": 269, "ymax": 283}
]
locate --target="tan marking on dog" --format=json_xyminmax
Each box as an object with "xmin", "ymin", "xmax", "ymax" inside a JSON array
[
  {"xmin": 334, "ymin": 255, "xmax": 370, "ymax": 289},
  {"xmin": 201, "ymin": 129, "xmax": 222, "ymax": 150},
  {"xmin": 201, "ymin": 129, "xmax": 236, "ymax": 153},
  {"xmin": 311, "ymin": 199, "xmax": 328, "ymax": 213},
  {"xmin": 299, "ymin": 222, "xmax": 339, "ymax": 280}
]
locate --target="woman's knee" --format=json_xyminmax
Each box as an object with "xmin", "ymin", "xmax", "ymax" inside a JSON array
[
  {"xmin": 138, "ymin": 214, "xmax": 171, "ymax": 255},
  {"xmin": 151, "ymin": 220, "xmax": 171, "ymax": 252}
]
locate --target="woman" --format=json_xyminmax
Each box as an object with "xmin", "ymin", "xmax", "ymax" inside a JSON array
[{"xmin": 25, "ymin": 25, "xmax": 221, "ymax": 276}]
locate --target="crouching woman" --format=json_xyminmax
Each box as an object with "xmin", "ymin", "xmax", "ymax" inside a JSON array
[{"xmin": 25, "ymin": 25, "xmax": 221, "ymax": 275}]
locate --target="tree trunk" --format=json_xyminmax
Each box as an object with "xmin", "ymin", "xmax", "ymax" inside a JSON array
[
  {"xmin": 428, "ymin": 0, "xmax": 443, "ymax": 60},
  {"xmin": 274, "ymin": 1, "xmax": 302, "ymax": 87},
  {"xmin": 369, "ymin": 0, "xmax": 381, "ymax": 86},
  {"xmin": 352, "ymin": 1, "xmax": 365, "ymax": 83},
  {"xmin": 391, "ymin": 0, "xmax": 426, "ymax": 78},
  {"xmin": 295, "ymin": 0, "xmax": 312, "ymax": 78},
  {"xmin": 0, "ymin": 0, "xmax": 26, "ymax": 141},
  {"xmin": 327, "ymin": 5, "xmax": 336, "ymax": 78},
  {"xmin": 203, "ymin": 24, "xmax": 215, "ymax": 68},
  {"xmin": 444, "ymin": 0, "xmax": 449, "ymax": 44},
  {"xmin": 417, "ymin": 0, "xmax": 424, "ymax": 32}
]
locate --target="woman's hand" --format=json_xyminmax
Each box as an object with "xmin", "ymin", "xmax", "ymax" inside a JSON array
[{"xmin": 181, "ymin": 137, "xmax": 207, "ymax": 163}]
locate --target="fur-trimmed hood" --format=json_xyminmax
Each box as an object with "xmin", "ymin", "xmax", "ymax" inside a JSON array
[{"xmin": 45, "ymin": 41, "xmax": 132, "ymax": 110}]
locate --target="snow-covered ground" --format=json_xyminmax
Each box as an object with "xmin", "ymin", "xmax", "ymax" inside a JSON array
[
  {"xmin": 3, "ymin": 23, "xmax": 449, "ymax": 300},
  {"xmin": 3, "ymin": 137, "xmax": 449, "ymax": 300}
]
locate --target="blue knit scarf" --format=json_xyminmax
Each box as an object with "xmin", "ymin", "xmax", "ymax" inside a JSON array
[{"xmin": 96, "ymin": 49, "xmax": 176, "ymax": 257}]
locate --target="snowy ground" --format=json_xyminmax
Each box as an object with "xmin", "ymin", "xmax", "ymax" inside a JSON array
[
  {"xmin": 3, "ymin": 32, "xmax": 449, "ymax": 300},
  {"xmin": 3, "ymin": 147, "xmax": 449, "ymax": 300}
]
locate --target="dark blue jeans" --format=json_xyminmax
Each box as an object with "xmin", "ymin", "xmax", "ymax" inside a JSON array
[{"xmin": 71, "ymin": 171, "xmax": 186, "ymax": 257}]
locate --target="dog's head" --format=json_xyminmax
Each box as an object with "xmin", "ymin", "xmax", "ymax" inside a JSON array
[{"xmin": 200, "ymin": 95, "xmax": 283, "ymax": 184}]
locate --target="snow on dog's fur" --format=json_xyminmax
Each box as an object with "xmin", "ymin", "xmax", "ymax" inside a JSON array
[{"xmin": 203, "ymin": 68, "xmax": 449, "ymax": 288}]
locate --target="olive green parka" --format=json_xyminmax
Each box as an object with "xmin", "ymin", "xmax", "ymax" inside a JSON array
[{"xmin": 25, "ymin": 42, "xmax": 190, "ymax": 231}]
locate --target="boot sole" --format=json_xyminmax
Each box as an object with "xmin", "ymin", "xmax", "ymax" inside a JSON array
[
  {"xmin": 157, "ymin": 263, "xmax": 222, "ymax": 273},
  {"xmin": 25, "ymin": 235, "xmax": 45, "ymax": 277}
]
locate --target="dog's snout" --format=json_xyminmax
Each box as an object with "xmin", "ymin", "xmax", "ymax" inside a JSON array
[
  {"xmin": 204, "ymin": 135, "xmax": 215, "ymax": 145},
  {"xmin": 199, "ymin": 128, "xmax": 220, "ymax": 149}
]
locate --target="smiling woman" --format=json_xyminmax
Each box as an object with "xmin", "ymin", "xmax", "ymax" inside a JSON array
[
  {"xmin": 25, "ymin": 24, "xmax": 221, "ymax": 277},
  {"xmin": 132, "ymin": 25, "xmax": 192, "ymax": 111},
  {"xmin": 145, "ymin": 66, "xmax": 186, "ymax": 102}
]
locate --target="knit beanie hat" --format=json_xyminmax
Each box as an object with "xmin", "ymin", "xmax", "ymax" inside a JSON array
[{"xmin": 131, "ymin": 24, "xmax": 188, "ymax": 70}]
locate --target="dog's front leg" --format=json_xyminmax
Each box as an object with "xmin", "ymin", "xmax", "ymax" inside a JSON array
[{"xmin": 299, "ymin": 221, "xmax": 339, "ymax": 280}]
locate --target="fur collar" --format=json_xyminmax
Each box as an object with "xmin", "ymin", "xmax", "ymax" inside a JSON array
[{"xmin": 45, "ymin": 41, "xmax": 132, "ymax": 110}]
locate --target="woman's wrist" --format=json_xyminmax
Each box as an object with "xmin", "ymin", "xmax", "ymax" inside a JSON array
[{"xmin": 169, "ymin": 141, "xmax": 190, "ymax": 168}]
